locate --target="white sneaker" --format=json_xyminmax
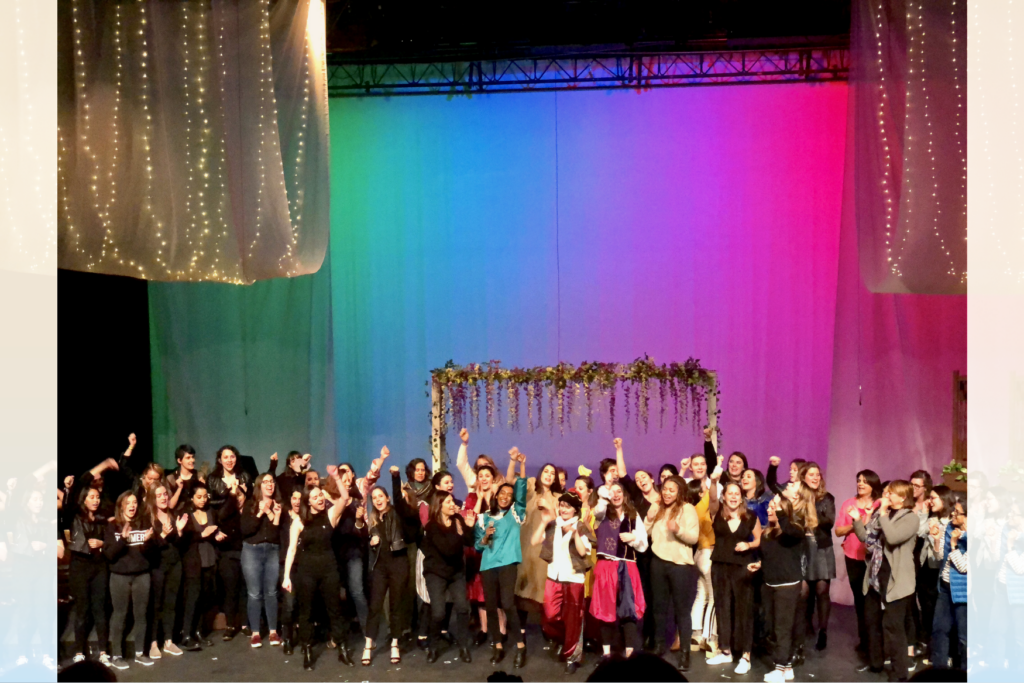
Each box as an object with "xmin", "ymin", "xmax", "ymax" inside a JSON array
[
  {"xmin": 764, "ymin": 669, "xmax": 786, "ymax": 683},
  {"xmin": 72, "ymin": 654, "xmax": 86, "ymax": 664},
  {"xmin": 42, "ymin": 655, "xmax": 58, "ymax": 671},
  {"xmin": 14, "ymin": 656, "xmax": 27, "ymax": 667},
  {"xmin": 99, "ymin": 653, "xmax": 112, "ymax": 667},
  {"xmin": 784, "ymin": 667, "xmax": 795, "ymax": 681},
  {"xmin": 708, "ymin": 652, "xmax": 734, "ymax": 666},
  {"xmin": 735, "ymin": 658, "xmax": 751, "ymax": 675}
]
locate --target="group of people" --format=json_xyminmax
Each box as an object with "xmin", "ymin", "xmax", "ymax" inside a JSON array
[{"xmin": 55, "ymin": 431, "xmax": 969, "ymax": 682}]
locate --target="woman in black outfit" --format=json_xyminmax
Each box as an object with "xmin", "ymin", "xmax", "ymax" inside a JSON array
[
  {"xmin": 420, "ymin": 490, "xmax": 476, "ymax": 664},
  {"xmin": 66, "ymin": 466, "xmax": 115, "ymax": 666},
  {"xmin": 278, "ymin": 489, "xmax": 304, "ymax": 655},
  {"xmin": 215, "ymin": 484, "xmax": 248, "ymax": 640},
  {"xmin": 166, "ymin": 445, "xmax": 204, "ymax": 499},
  {"xmin": 104, "ymin": 491, "xmax": 155, "ymax": 670},
  {"xmin": 797, "ymin": 462, "xmax": 835, "ymax": 652},
  {"xmin": 362, "ymin": 465, "xmax": 422, "ymax": 666},
  {"xmin": 207, "ymin": 446, "xmax": 253, "ymax": 512},
  {"xmin": 145, "ymin": 481, "xmax": 188, "ymax": 659},
  {"xmin": 180, "ymin": 484, "xmax": 221, "ymax": 651},
  {"xmin": 282, "ymin": 466, "xmax": 355, "ymax": 670}
]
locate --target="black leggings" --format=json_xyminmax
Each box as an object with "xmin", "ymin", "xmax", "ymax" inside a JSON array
[
  {"xmin": 425, "ymin": 573, "xmax": 470, "ymax": 649},
  {"xmin": 149, "ymin": 559, "xmax": 182, "ymax": 645},
  {"xmin": 803, "ymin": 579, "xmax": 831, "ymax": 634},
  {"xmin": 482, "ymin": 565, "xmax": 523, "ymax": 646},
  {"xmin": 294, "ymin": 556, "xmax": 349, "ymax": 646},
  {"xmin": 600, "ymin": 620, "xmax": 641, "ymax": 652},
  {"xmin": 712, "ymin": 562, "xmax": 754, "ymax": 655},
  {"xmin": 183, "ymin": 566, "xmax": 218, "ymax": 637},
  {"xmin": 366, "ymin": 551, "xmax": 410, "ymax": 643},
  {"xmin": 70, "ymin": 555, "xmax": 109, "ymax": 656},
  {"xmin": 845, "ymin": 556, "xmax": 868, "ymax": 650},
  {"xmin": 650, "ymin": 555, "xmax": 698, "ymax": 648}
]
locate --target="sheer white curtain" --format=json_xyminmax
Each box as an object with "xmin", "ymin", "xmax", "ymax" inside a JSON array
[
  {"xmin": 850, "ymin": 0, "xmax": 966, "ymax": 294},
  {"xmin": 58, "ymin": 0, "xmax": 329, "ymax": 284}
]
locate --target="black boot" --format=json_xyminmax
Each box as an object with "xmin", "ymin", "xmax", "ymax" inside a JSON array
[
  {"xmin": 426, "ymin": 648, "xmax": 439, "ymax": 663},
  {"xmin": 458, "ymin": 647, "xmax": 472, "ymax": 663},
  {"xmin": 565, "ymin": 661, "xmax": 579, "ymax": 675},
  {"xmin": 338, "ymin": 644, "xmax": 354, "ymax": 666},
  {"xmin": 651, "ymin": 640, "xmax": 666, "ymax": 657},
  {"xmin": 181, "ymin": 636, "xmax": 201, "ymax": 652},
  {"xmin": 282, "ymin": 638, "xmax": 293, "ymax": 656},
  {"xmin": 677, "ymin": 648, "xmax": 690, "ymax": 672},
  {"xmin": 194, "ymin": 632, "xmax": 213, "ymax": 648},
  {"xmin": 222, "ymin": 627, "xmax": 238, "ymax": 642},
  {"xmin": 302, "ymin": 644, "xmax": 314, "ymax": 670},
  {"xmin": 490, "ymin": 644, "xmax": 505, "ymax": 664},
  {"xmin": 513, "ymin": 646, "xmax": 526, "ymax": 669},
  {"xmin": 816, "ymin": 629, "xmax": 828, "ymax": 651},
  {"xmin": 474, "ymin": 631, "xmax": 488, "ymax": 647}
]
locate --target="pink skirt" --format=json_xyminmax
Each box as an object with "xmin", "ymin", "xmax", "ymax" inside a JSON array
[{"xmin": 589, "ymin": 558, "xmax": 645, "ymax": 623}]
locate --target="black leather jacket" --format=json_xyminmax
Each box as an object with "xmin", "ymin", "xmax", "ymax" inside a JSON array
[
  {"xmin": 368, "ymin": 472, "xmax": 422, "ymax": 570},
  {"xmin": 207, "ymin": 470, "xmax": 254, "ymax": 512}
]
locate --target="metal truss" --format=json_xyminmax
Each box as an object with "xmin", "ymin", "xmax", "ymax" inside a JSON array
[{"xmin": 327, "ymin": 48, "xmax": 849, "ymax": 97}]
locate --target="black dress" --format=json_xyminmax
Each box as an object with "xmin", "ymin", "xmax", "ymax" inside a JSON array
[{"xmin": 293, "ymin": 510, "xmax": 349, "ymax": 647}]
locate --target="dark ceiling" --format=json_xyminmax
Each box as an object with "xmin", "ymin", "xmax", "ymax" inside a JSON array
[{"xmin": 325, "ymin": 0, "xmax": 851, "ymax": 62}]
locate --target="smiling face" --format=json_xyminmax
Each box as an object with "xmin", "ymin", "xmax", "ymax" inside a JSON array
[
  {"xmin": 308, "ymin": 487, "xmax": 327, "ymax": 512},
  {"xmin": 724, "ymin": 483, "xmax": 743, "ymax": 511},
  {"xmin": 789, "ymin": 462, "xmax": 800, "ymax": 483},
  {"xmin": 540, "ymin": 465, "xmax": 556, "ymax": 488},
  {"xmin": 610, "ymin": 483, "xmax": 626, "ymax": 508},
  {"xmin": 690, "ymin": 456, "xmax": 707, "ymax": 480},
  {"xmin": 635, "ymin": 471, "xmax": 654, "ymax": 493},
  {"xmin": 740, "ymin": 469, "xmax": 756, "ymax": 494},
  {"xmin": 371, "ymin": 487, "xmax": 389, "ymax": 512},
  {"xmin": 413, "ymin": 462, "xmax": 428, "ymax": 483},
  {"xmin": 953, "ymin": 502, "xmax": 966, "ymax": 529},
  {"xmin": 885, "ymin": 487, "xmax": 904, "ymax": 509},
  {"xmin": 260, "ymin": 476, "xmax": 275, "ymax": 500},
  {"xmin": 928, "ymin": 490, "xmax": 944, "ymax": 514},
  {"xmin": 803, "ymin": 467, "xmax": 821, "ymax": 490},
  {"xmin": 856, "ymin": 475, "xmax": 872, "ymax": 498},
  {"xmin": 558, "ymin": 500, "xmax": 575, "ymax": 520},
  {"xmin": 179, "ymin": 453, "xmax": 195, "ymax": 472},
  {"xmin": 305, "ymin": 471, "xmax": 319, "ymax": 488},
  {"xmin": 290, "ymin": 490, "xmax": 302, "ymax": 513},
  {"xmin": 728, "ymin": 455, "xmax": 745, "ymax": 478},
  {"xmin": 496, "ymin": 484, "xmax": 514, "ymax": 509},
  {"xmin": 27, "ymin": 490, "xmax": 44, "ymax": 516},
  {"xmin": 575, "ymin": 478, "xmax": 592, "ymax": 501},
  {"xmin": 661, "ymin": 480, "xmax": 679, "ymax": 507},
  {"xmin": 441, "ymin": 493, "xmax": 458, "ymax": 518},
  {"xmin": 192, "ymin": 488, "xmax": 208, "ymax": 510},
  {"xmin": 220, "ymin": 449, "xmax": 236, "ymax": 473},
  {"xmin": 123, "ymin": 494, "xmax": 138, "ymax": 520},
  {"xmin": 437, "ymin": 474, "xmax": 454, "ymax": 494},
  {"xmin": 155, "ymin": 485, "xmax": 170, "ymax": 511},
  {"xmin": 911, "ymin": 477, "xmax": 927, "ymax": 501},
  {"xmin": 477, "ymin": 468, "xmax": 494, "ymax": 492}
]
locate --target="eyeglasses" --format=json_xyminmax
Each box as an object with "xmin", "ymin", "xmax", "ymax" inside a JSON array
[{"xmin": 912, "ymin": 484, "xmax": 925, "ymax": 489}]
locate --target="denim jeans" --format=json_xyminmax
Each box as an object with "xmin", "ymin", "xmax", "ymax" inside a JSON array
[
  {"xmin": 241, "ymin": 542, "xmax": 280, "ymax": 633},
  {"xmin": 931, "ymin": 580, "xmax": 966, "ymax": 669},
  {"xmin": 344, "ymin": 555, "xmax": 369, "ymax": 632}
]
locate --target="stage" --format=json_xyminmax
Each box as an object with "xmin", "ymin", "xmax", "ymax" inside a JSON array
[{"xmin": 102, "ymin": 605, "xmax": 887, "ymax": 682}]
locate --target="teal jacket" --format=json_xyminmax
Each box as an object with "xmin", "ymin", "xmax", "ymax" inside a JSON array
[{"xmin": 476, "ymin": 477, "xmax": 528, "ymax": 572}]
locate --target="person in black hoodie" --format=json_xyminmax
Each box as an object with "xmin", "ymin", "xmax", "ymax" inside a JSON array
[
  {"xmin": 361, "ymin": 464, "xmax": 423, "ymax": 667},
  {"xmin": 65, "ymin": 476, "xmax": 113, "ymax": 667},
  {"xmin": 420, "ymin": 490, "xmax": 476, "ymax": 664},
  {"xmin": 179, "ymin": 483, "xmax": 220, "ymax": 651},
  {"xmin": 282, "ymin": 466, "xmax": 356, "ymax": 670},
  {"xmin": 757, "ymin": 495, "xmax": 816, "ymax": 683},
  {"xmin": 104, "ymin": 491, "xmax": 156, "ymax": 670}
]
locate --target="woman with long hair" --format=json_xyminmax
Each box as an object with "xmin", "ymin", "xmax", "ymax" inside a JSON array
[
  {"xmin": 207, "ymin": 446, "xmax": 253, "ymax": 513},
  {"xmin": 476, "ymin": 451, "xmax": 529, "ymax": 668},
  {"xmin": 66, "ymin": 473, "xmax": 113, "ymax": 666},
  {"xmin": 741, "ymin": 469, "xmax": 772, "ymax": 526},
  {"xmin": 278, "ymin": 489, "xmax": 304, "ymax": 655},
  {"xmin": 214, "ymin": 481, "xmax": 247, "ymax": 640},
  {"xmin": 420, "ymin": 490, "xmax": 476, "ymax": 664},
  {"xmin": 835, "ymin": 469, "xmax": 882, "ymax": 659},
  {"xmin": 145, "ymin": 482, "xmax": 189, "ymax": 659},
  {"xmin": 850, "ymin": 480, "xmax": 919, "ymax": 679},
  {"xmin": 104, "ymin": 491, "xmax": 155, "ymax": 670},
  {"xmin": 645, "ymin": 474, "xmax": 701, "ymax": 672},
  {"xmin": 680, "ymin": 429, "xmax": 720, "ymax": 656},
  {"xmin": 465, "ymin": 463, "xmax": 504, "ymax": 645},
  {"xmin": 758, "ymin": 494, "xmax": 816, "ymax": 683},
  {"xmin": 590, "ymin": 481, "xmax": 648, "ymax": 662},
  {"xmin": 281, "ymin": 467, "xmax": 356, "ymax": 669},
  {"xmin": 179, "ymin": 483, "xmax": 220, "ymax": 652},
  {"xmin": 362, "ymin": 463, "xmax": 423, "ymax": 666},
  {"xmin": 241, "ymin": 473, "xmax": 283, "ymax": 647},
  {"xmin": 515, "ymin": 459, "xmax": 564, "ymax": 621},
  {"xmin": 705, "ymin": 480, "xmax": 760, "ymax": 675},
  {"xmin": 723, "ymin": 452, "xmax": 748, "ymax": 487},
  {"xmin": 797, "ymin": 462, "xmax": 835, "ymax": 652}
]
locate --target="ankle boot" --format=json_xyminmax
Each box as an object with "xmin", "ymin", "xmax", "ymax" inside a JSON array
[
  {"xmin": 513, "ymin": 646, "xmax": 526, "ymax": 669},
  {"xmin": 678, "ymin": 648, "xmax": 691, "ymax": 672},
  {"xmin": 490, "ymin": 644, "xmax": 505, "ymax": 664},
  {"xmin": 302, "ymin": 644, "xmax": 314, "ymax": 670},
  {"xmin": 338, "ymin": 644, "xmax": 354, "ymax": 666}
]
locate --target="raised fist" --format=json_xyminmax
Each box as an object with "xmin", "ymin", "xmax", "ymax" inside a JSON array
[
  {"xmin": 64, "ymin": 475, "xmax": 75, "ymax": 490},
  {"xmin": 128, "ymin": 433, "xmax": 137, "ymax": 447},
  {"xmin": 460, "ymin": 428, "xmax": 470, "ymax": 444},
  {"xmin": 613, "ymin": 438, "xmax": 623, "ymax": 450},
  {"xmin": 356, "ymin": 506, "xmax": 365, "ymax": 520},
  {"xmin": 703, "ymin": 426, "xmax": 713, "ymax": 440},
  {"xmin": 769, "ymin": 456, "xmax": 781, "ymax": 468},
  {"xmin": 326, "ymin": 465, "xmax": 338, "ymax": 478},
  {"xmin": 710, "ymin": 466, "xmax": 723, "ymax": 481},
  {"xmin": 380, "ymin": 446, "xmax": 390, "ymax": 459},
  {"xmin": 389, "ymin": 465, "xmax": 400, "ymax": 475},
  {"xmin": 270, "ymin": 452, "xmax": 278, "ymax": 462},
  {"xmin": 679, "ymin": 458, "xmax": 691, "ymax": 472}
]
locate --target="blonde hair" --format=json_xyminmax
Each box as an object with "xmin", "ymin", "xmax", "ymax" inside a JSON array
[
  {"xmin": 888, "ymin": 480, "xmax": 914, "ymax": 508},
  {"xmin": 798, "ymin": 462, "xmax": 828, "ymax": 501},
  {"xmin": 791, "ymin": 483, "xmax": 819, "ymax": 531}
]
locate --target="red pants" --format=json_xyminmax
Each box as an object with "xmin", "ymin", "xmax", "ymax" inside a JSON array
[{"xmin": 542, "ymin": 579, "xmax": 587, "ymax": 662}]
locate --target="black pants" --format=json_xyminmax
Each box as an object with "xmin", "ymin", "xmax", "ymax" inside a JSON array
[
  {"xmin": 637, "ymin": 550, "xmax": 655, "ymax": 643},
  {"xmin": 845, "ymin": 556, "xmax": 868, "ymax": 651},
  {"xmin": 149, "ymin": 559, "xmax": 182, "ymax": 645},
  {"xmin": 424, "ymin": 573, "xmax": 470, "ymax": 649},
  {"xmin": 712, "ymin": 562, "xmax": 754, "ymax": 655},
  {"xmin": 70, "ymin": 555, "xmax": 109, "ymax": 656},
  {"xmin": 764, "ymin": 583, "xmax": 800, "ymax": 668},
  {"xmin": 278, "ymin": 563, "xmax": 296, "ymax": 638},
  {"xmin": 600, "ymin": 619, "xmax": 641, "ymax": 652},
  {"xmin": 650, "ymin": 555, "xmax": 698, "ymax": 648},
  {"xmin": 294, "ymin": 556, "xmax": 349, "ymax": 646},
  {"xmin": 110, "ymin": 572, "xmax": 151, "ymax": 658},
  {"xmin": 218, "ymin": 552, "xmax": 245, "ymax": 630},
  {"xmin": 916, "ymin": 565, "xmax": 939, "ymax": 647},
  {"xmin": 865, "ymin": 588, "xmax": 911, "ymax": 678},
  {"xmin": 482, "ymin": 565, "xmax": 523, "ymax": 646},
  {"xmin": 183, "ymin": 566, "xmax": 218, "ymax": 637},
  {"xmin": 366, "ymin": 551, "xmax": 410, "ymax": 642}
]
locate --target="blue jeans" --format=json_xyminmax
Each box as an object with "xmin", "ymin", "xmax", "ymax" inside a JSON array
[
  {"xmin": 931, "ymin": 580, "xmax": 966, "ymax": 669},
  {"xmin": 241, "ymin": 542, "xmax": 280, "ymax": 633},
  {"xmin": 344, "ymin": 555, "xmax": 369, "ymax": 632}
]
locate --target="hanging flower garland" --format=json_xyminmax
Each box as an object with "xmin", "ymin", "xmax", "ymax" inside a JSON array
[{"xmin": 431, "ymin": 355, "xmax": 718, "ymax": 438}]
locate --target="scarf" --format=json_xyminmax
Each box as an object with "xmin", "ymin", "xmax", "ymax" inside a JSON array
[
  {"xmin": 405, "ymin": 479, "xmax": 434, "ymax": 507},
  {"xmin": 865, "ymin": 512, "xmax": 885, "ymax": 594}
]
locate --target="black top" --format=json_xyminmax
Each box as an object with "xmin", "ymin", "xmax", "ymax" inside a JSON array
[
  {"xmin": 759, "ymin": 512, "xmax": 805, "ymax": 586},
  {"xmin": 331, "ymin": 500, "xmax": 367, "ymax": 563},
  {"xmin": 180, "ymin": 508, "xmax": 219, "ymax": 576},
  {"xmin": 103, "ymin": 522, "xmax": 153, "ymax": 575},
  {"xmin": 811, "ymin": 493, "xmax": 836, "ymax": 549},
  {"xmin": 368, "ymin": 472, "xmax": 422, "ymax": 570},
  {"xmin": 68, "ymin": 513, "xmax": 107, "ymax": 562},
  {"xmin": 149, "ymin": 514, "xmax": 183, "ymax": 567},
  {"xmin": 297, "ymin": 510, "xmax": 335, "ymax": 562},
  {"xmin": 207, "ymin": 470, "xmax": 254, "ymax": 512},
  {"xmin": 421, "ymin": 518, "xmax": 476, "ymax": 580},
  {"xmin": 63, "ymin": 471, "xmax": 116, "ymax": 533},
  {"xmin": 216, "ymin": 501, "xmax": 244, "ymax": 553},
  {"xmin": 241, "ymin": 502, "xmax": 281, "ymax": 546},
  {"xmin": 710, "ymin": 514, "xmax": 758, "ymax": 565},
  {"xmin": 268, "ymin": 460, "xmax": 306, "ymax": 500},
  {"xmin": 765, "ymin": 464, "xmax": 787, "ymax": 497}
]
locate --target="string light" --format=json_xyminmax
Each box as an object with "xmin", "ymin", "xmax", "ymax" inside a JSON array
[{"xmin": 874, "ymin": 1, "xmax": 897, "ymax": 271}]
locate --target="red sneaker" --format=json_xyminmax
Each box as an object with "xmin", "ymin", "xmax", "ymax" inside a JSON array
[
  {"xmin": 268, "ymin": 632, "xmax": 282, "ymax": 647},
  {"xmin": 250, "ymin": 634, "xmax": 262, "ymax": 648}
]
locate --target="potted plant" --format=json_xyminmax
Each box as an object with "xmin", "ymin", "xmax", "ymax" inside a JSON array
[{"xmin": 941, "ymin": 460, "xmax": 967, "ymax": 492}]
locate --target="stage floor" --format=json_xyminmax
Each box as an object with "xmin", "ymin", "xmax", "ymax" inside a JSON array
[{"xmin": 97, "ymin": 605, "xmax": 901, "ymax": 682}]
